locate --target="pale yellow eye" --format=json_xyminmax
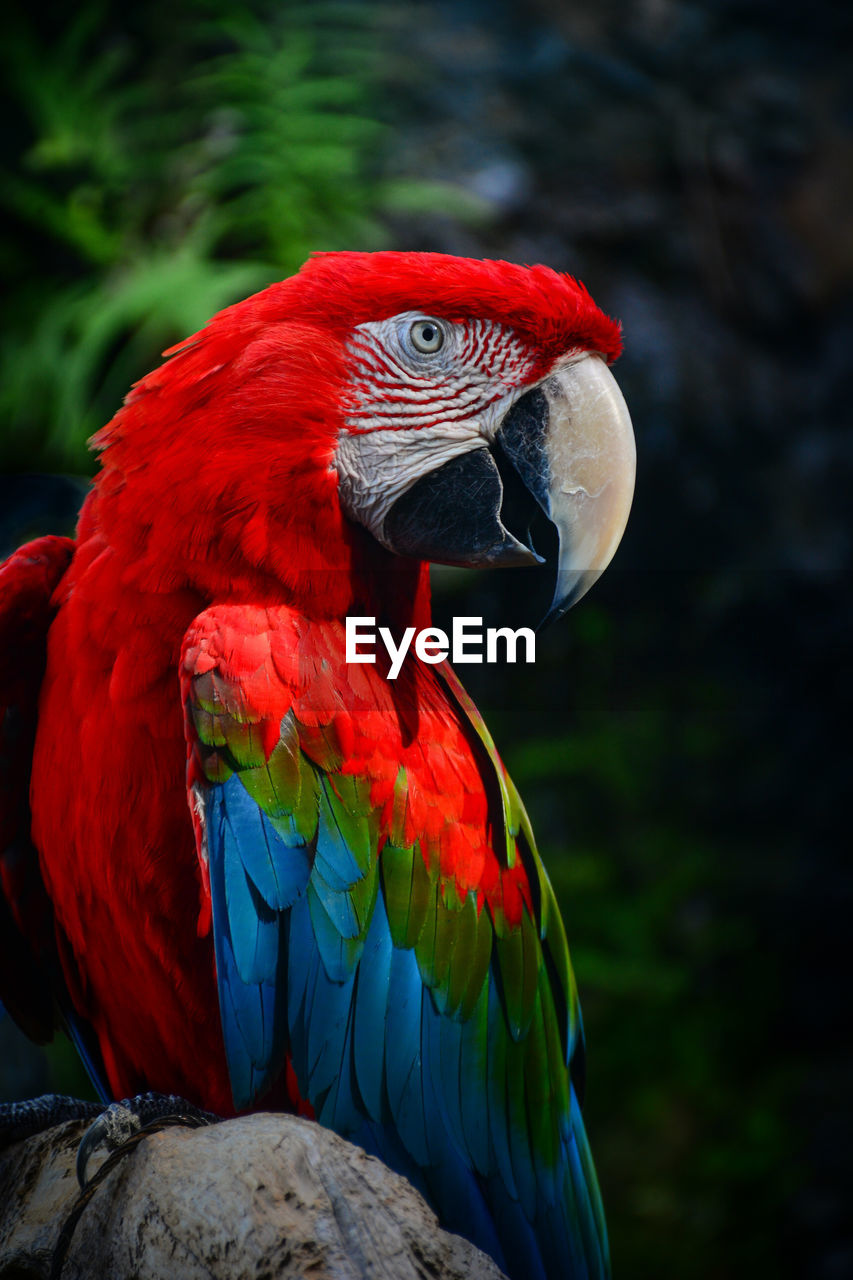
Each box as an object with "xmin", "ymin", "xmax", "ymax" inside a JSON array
[{"xmin": 409, "ymin": 319, "xmax": 444, "ymax": 354}]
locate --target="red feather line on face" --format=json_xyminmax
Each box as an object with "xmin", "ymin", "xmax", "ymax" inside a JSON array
[{"xmin": 342, "ymin": 312, "xmax": 538, "ymax": 436}]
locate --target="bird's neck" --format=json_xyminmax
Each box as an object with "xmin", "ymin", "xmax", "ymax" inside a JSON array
[{"xmin": 74, "ymin": 471, "xmax": 433, "ymax": 634}]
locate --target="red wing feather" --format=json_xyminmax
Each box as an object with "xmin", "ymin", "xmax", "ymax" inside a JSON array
[{"xmin": 0, "ymin": 535, "xmax": 74, "ymax": 1041}]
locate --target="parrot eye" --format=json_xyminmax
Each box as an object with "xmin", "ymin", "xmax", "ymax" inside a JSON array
[{"xmin": 409, "ymin": 318, "xmax": 445, "ymax": 354}]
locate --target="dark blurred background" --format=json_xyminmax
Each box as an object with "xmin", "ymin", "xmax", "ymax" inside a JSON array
[{"xmin": 1, "ymin": 1, "xmax": 850, "ymax": 1276}]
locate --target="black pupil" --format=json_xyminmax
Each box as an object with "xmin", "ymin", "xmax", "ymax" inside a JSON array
[{"xmin": 421, "ymin": 324, "xmax": 436, "ymax": 345}]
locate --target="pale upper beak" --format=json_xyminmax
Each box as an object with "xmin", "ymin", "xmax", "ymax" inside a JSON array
[
  {"xmin": 339, "ymin": 352, "xmax": 636, "ymax": 624},
  {"xmin": 496, "ymin": 354, "xmax": 636, "ymax": 622}
]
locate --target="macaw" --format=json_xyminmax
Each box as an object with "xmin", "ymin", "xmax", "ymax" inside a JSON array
[{"xmin": 0, "ymin": 252, "xmax": 634, "ymax": 1280}]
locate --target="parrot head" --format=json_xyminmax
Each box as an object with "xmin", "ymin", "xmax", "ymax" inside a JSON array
[
  {"xmin": 321, "ymin": 252, "xmax": 635, "ymax": 622},
  {"xmin": 94, "ymin": 251, "xmax": 634, "ymax": 621}
]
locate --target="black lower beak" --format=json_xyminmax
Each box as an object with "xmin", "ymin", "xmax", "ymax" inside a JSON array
[{"xmin": 381, "ymin": 445, "xmax": 542, "ymax": 569}]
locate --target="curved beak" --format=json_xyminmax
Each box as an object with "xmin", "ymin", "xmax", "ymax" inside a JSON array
[
  {"xmin": 342, "ymin": 351, "xmax": 635, "ymax": 623},
  {"xmin": 496, "ymin": 354, "xmax": 636, "ymax": 623}
]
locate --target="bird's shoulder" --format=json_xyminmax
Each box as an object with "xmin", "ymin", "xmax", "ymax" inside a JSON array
[{"xmin": 179, "ymin": 602, "xmax": 578, "ymax": 1046}]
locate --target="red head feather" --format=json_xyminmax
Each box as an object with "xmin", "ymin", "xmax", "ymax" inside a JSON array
[{"xmin": 189, "ymin": 250, "xmax": 622, "ymax": 366}]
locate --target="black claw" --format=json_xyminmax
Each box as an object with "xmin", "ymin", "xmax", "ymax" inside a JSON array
[
  {"xmin": 75, "ymin": 1101, "xmax": 141, "ymax": 1189},
  {"xmin": 76, "ymin": 1092, "xmax": 220, "ymax": 1188},
  {"xmin": 2, "ymin": 1092, "xmax": 221, "ymax": 1280}
]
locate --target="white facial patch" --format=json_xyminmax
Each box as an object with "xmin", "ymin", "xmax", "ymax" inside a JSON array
[
  {"xmin": 336, "ymin": 423, "xmax": 491, "ymax": 549},
  {"xmin": 336, "ymin": 311, "xmax": 536, "ymax": 544}
]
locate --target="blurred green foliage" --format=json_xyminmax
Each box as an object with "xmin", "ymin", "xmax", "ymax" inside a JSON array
[{"xmin": 0, "ymin": 1, "xmax": 476, "ymax": 470}]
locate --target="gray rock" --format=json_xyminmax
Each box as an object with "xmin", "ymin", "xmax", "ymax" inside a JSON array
[{"xmin": 0, "ymin": 1112, "xmax": 508, "ymax": 1279}]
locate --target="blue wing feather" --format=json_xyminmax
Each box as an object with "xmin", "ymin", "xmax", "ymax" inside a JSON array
[
  {"xmin": 314, "ymin": 782, "xmax": 365, "ymax": 890},
  {"xmin": 303, "ymin": 958, "xmax": 356, "ymax": 1102},
  {"xmin": 384, "ymin": 944, "xmax": 430, "ymax": 1165},
  {"xmin": 438, "ymin": 1007, "xmax": 467, "ymax": 1160},
  {"xmin": 207, "ymin": 783, "xmax": 286, "ymax": 1107},
  {"xmin": 285, "ymin": 891, "xmax": 320, "ymax": 1086},
  {"xmin": 308, "ymin": 865, "xmax": 362, "ymax": 939},
  {"xmin": 317, "ymin": 1003, "xmax": 363, "ymax": 1135},
  {"xmin": 65, "ymin": 1006, "xmax": 111, "ymax": 1103},
  {"xmin": 459, "ymin": 980, "xmax": 491, "ymax": 1176},
  {"xmin": 486, "ymin": 976, "xmax": 519, "ymax": 1200},
  {"xmin": 222, "ymin": 775, "xmax": 310, "ymax": 911},
  {"xmin": 486, "ymin": 1175, "xmax": 549, "ymax": 1280},
  {"xmin": 353, "ymin": 890, "xmax": 393, "ymax": 1122},
  {"xmin": 222, "ymin": 814, "xmax": 279, "ymax": 985}
]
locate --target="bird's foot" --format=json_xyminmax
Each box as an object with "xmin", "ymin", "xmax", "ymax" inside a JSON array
[
  {"xmin": 0, "ymin": 1094, "xmax": 104, "ymax": 1148},
  {"xmin": 75, "ymin": 1091, "xmax": 220, "ymax": 1188}
]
